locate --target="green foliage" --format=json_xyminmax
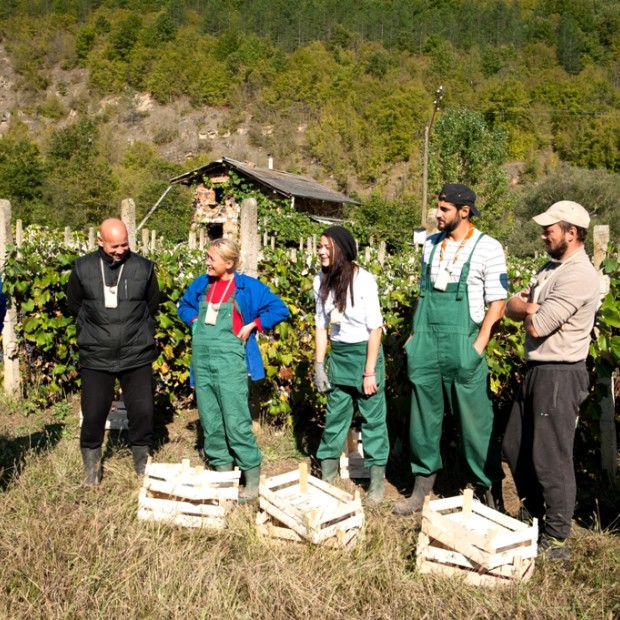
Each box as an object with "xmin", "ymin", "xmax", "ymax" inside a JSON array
[
  {"xmin": 42, "ymin": 118, "xmax": 118, "ymax": 228},
  {"xmin": 0, "ymin": 135, "xmax": 44, "ymax": 206},
  {"xmin": 509, "ymin": 164, "xmax": 620, "ymax": 256},
  {"xmin": 2, "ymin": 224, "xmax": 618, "ymax": 480},
  {"xmin": 429, "ymin": 108, "xmax": 515, "ymax": 240},
  {"xmin": 347, "ymin": 194, "xmax": 419, "ymax": 252}
]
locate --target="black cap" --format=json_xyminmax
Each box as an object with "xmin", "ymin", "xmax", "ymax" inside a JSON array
[
  {"xmin": 438, "ymin": 183, "xmax": 479, "ymax": 216},
  {"xmin": 323, "ymin": 226, "xmax": 357, "ymax": 261}
]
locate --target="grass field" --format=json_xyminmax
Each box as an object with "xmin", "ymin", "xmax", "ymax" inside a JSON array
[{"xmin": 0, "ymin": 398, "xmax": 618, "ymax": 620}]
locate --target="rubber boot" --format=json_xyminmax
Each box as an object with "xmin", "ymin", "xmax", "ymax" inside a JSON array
[
  {"xmin": 238, "ymin": 466, "xmax": 260, "ymax": 504},
  {"xmin": 214, "ymin": 462, "xmax": 234, "ymax": 472},
  {"xmin": 320, "ymin": 458, "xmax": 339, "ymax": 483},
  {"xmin": 131, "ymin": 445, "xmax": 150, "ymax": 476},
  {"xmin": 364, "ymin": 465, "xmax": 385, "ymax": 506},
  {"xmin": 392, "ymin": 473, "xmax": 436, "ymax": 516},
  {"xmin": 81, "ymin": 447, "xmax": 102, "ymax": 487}
]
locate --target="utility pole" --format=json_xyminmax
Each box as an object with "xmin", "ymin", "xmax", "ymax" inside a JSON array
[{"xmin": 421, "ymin": 85, "xmax": 444, "ymax": 229}]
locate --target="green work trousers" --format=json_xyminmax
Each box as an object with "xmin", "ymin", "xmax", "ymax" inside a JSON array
[
  {"xmin": 192, "ymin": 296, "xmax": 261, "ymax": 471},
  {"xmin": 316, "ymin": 341, "xmax": 389, "ymax": 467},
  {"xmin": 405, "ymin": 240, "xmax": 502, "ymax": 488}
]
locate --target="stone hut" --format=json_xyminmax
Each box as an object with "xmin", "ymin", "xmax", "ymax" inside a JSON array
[{"xmin": 169, "ymin": 157, "xmax": 359, "ymax": 241}]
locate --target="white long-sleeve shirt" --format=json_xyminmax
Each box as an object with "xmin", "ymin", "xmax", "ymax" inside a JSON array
[{"xmin": 313, "ymin": 267, "xmax": 383, "ymax": 343}]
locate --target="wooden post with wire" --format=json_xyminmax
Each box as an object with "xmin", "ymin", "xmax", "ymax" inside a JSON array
[{"xmin": 421, "ymin": 85, "xmax": 444, "ymax": 233}]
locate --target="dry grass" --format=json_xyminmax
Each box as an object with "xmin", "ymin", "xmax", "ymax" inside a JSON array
[{"xmin": 0, "ymin": 403, "xmax": 618, "ymax": 620}]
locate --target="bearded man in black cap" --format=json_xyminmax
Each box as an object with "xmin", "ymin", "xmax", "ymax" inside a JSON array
[{"xmin": 394, "ymin": 183, "xmax": 509, "ymax": 515}]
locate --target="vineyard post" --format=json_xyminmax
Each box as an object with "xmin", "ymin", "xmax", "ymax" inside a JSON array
[
  {"xmin": 0, "ymin": 200, "xmax": 22, "ymax": 397},
  {"xmin": 141, "ymin": 228, "xmax": 149, "ymax": 253},
  {"xmin": 88, "ymin": 227, "xmax": 95, "ymax": 251},
  {"xmin": 120, "ymin": 198, "xmax": 137, "ymax": 249},
  {"xmin": 239, "ymin": 197, "xmax": 258, "ymax": 278},
  {"xmin": 593, "ymin": 224, "xmax": 617, "ymax": 478},
  {"xmin": 378, "ymin": 241, "xmax": 386, "ymax": 266}
]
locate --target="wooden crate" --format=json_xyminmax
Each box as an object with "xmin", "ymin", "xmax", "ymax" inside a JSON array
[
  {"xmin": 137, "ymin": 458, "xmax": 240, "ymax": 529},
  {"xmin": 257, "ymin": 463, "xmax": 364, "ymax": 547},
  {"xmin": 416, "ymin": 489, "xmax": 538, "ymax": 587},
  {"xmin": 79, "ymin": 401, "xmax": 128, "ymax": 431},
  {"xmin": 339, "ymin": 429, "xmax": 369, "ymax": 479}
]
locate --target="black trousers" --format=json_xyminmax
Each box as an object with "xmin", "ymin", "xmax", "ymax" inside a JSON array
[
  {"xmin": 80, "ymin": 365, "xmax": 154, "ymax": 449},
  {"xmin": 502, "ymin": 362, "xmax": 589, "ymax": 540}
]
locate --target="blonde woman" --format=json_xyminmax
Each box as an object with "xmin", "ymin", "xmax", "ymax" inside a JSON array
[{"xmin": 178, "ymin": 238, "xmax": 289, "ymax": 502}]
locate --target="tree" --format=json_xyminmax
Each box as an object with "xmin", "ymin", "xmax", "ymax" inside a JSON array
[
  {"xmin": 43, "ymin": 118, "xmax": 118, "ymax": 228},
  {"xmin": 0, "ymin": 136, "xmax": 44, "ymax": 205},
  {"xmin": 428, "ymin": 107, "xmax": 514, "ymax": 240}
]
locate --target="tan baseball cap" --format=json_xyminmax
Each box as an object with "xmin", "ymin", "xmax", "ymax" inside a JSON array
[{"xmin": 532, "ymin": 200, "xmax": 591, "ymax": 229}]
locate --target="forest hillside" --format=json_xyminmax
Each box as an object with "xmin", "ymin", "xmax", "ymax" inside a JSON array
[{"xmin": 0, "ymin": 0, "xmax": 619, "ymax": 249}]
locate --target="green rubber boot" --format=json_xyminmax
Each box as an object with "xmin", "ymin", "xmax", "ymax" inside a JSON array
[
  {"xmin": 320, "ymin": 458, "xmax": 340, "ymax": 483},
  {"xmin": 392, "ymin": 473, "xmax": 436, "ymax": 516},
  {"xmin": 214, "ymin": 462, "xmax": 234, "ymax": 472},
  {"xmin": 364, "ymin": 465, "xmax": 385, "ymax": 506},
  {"xmin": 81, "ymin": 447, "xmax": 102, "ymax": 487},
  {"xmin": 238, "ymin": 466, "xmax": 260, "ymax": 504}
]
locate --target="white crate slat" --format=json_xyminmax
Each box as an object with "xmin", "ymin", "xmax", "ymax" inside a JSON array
[
  {"xmin": 137, "ymin": 458, "xmax": 240, "ymax": 530},
  {"xmin": 257, "ymin": 463, "xmax": 364, "ymax": 547},
  {"xmin": 416, "ymin": 489, "xmax": 538, "ymax": 585}
]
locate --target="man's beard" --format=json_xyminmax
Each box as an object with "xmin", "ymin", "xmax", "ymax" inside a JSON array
[
  {"xmin": 547, "ymin": 238, "xmax": 568, "ymax": 259},
  {"xmin": 440, "ymin": 218, "xmax": 459, "ymax": 234}
]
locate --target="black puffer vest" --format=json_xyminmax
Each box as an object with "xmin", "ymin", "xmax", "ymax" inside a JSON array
[{"xmin": 73, "ymin": 250, "xmax": 157, "ymax": 372}]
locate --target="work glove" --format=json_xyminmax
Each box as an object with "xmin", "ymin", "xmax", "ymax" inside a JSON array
[{"xmin": 314, "ymin": 361, "xmax": 332, "ymax": 393}]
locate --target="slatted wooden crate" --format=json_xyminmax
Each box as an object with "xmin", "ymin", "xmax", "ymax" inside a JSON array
[
  {"xmin": 416, "ymin": 489, "xmax": 538, "ymax": 587},
  {"xmin": 339, "ymin": 429, "xmax": 369, "ymax": 479},
  {"xmin": 137, "ymin": 458, "xmax": 240, "ymax": 529},
  {"xmin": 257, "ymin": 463, "xmax": 364, "ymax": 547},
  {"xmin": 79, "ymin": 400, "xmax": 128, "ymax": 430}
]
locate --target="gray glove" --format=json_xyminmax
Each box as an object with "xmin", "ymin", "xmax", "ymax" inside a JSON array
[{"xmin": 314, "ymin": 361, "xmax": 332, "ymax": 393}]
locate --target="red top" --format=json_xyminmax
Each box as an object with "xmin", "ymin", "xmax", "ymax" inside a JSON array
[{"xmin": 191, "ymin": 278, "xmax": 262, "ymax": 335}]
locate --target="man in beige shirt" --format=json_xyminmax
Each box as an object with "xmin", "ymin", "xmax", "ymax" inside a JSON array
[{"xmin": 503, "ymin": 200, "xmax": 600, "ymax": 562}]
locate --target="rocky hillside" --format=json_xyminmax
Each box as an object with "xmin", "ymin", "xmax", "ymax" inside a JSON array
[{"xmin": 0, "ymin": 42, "xmax": 337, "ymax": 190}]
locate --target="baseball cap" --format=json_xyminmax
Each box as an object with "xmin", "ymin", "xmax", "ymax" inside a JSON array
[
  {"xmin": 438, "ymin": 183, "xmax": 479, "ymax": 216},
  {"xmin": 532, "ymin": 200, "xmax": 590, "ymax": 229}
]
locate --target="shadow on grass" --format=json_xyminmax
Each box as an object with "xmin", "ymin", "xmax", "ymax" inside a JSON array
[
  {"xmin": 0, "ymin": 423, "xmax": 65, "ymax": 490},
  {"xmin": 101, "ymin": 399, "xmax": 173, "ymax": 459}
]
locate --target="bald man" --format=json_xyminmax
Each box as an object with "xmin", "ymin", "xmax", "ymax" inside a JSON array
[{"xmin": 67, "ymin": 218, "xmax": 160, "ymax": 485}]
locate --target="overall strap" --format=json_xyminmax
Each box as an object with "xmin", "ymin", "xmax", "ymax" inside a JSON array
[
  {"xmin": 419, "ymin": 234, "xmax": 445, "ymax": 298},
  {"xmin": 456, "ymin": 232, "xmax": 486, "ymax": 301}
]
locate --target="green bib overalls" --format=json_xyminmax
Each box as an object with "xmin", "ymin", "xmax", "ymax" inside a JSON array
[
  {"xmin": 316, "ymin": 340, "xmax": 389, "ymax": 467},
  {"xmin": 192, "ymin": 290, "xmax": 261, "ymax": 471},
  {"xmin": 405, "ymin": 233, "xmax": 502, "ymax": 488}
]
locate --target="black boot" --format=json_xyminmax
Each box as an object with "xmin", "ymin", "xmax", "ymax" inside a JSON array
[
  {"xmin": 320, "ymin": 458, "xmax": 339, "ymax": 483},
  {"xmin": 475, "ymin": 481, "xmax": 505, "ymax": 512},
  {"xmin": 392, "ymin": 473, "xmax": 436, "ymax": 516},
  {"xmin": 131, "ymin": 445, "xmax": 150, "ymax": 476},
  {"xmin": 81, "ymin": 447, "xmax": 102, "ymax": 487}
]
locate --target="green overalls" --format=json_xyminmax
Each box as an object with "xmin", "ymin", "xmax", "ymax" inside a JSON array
[
  {"xmin": 192, "ymin": 289, "xmax": 261, "ymax": 471},
  {"xmin": 405, "ymin": 234, "xmax": 502, "ymax": 488},
  {"xmin": 316, "ymin": 341, "xmax": 389, "ymax": 467}
]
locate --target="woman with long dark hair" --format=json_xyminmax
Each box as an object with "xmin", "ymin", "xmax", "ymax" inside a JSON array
[{"xmin": 313, "ymin": 226, "xmax": 389, "ymax": 505}]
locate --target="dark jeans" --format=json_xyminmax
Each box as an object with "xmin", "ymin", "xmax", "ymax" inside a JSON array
[
  {"xmin": 503, "ymin": 362, "xmax": 589, "ymax": 539},
  {"xmin": 80, "ymin": 365, "xmax": 154, "ymax": 449}
]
